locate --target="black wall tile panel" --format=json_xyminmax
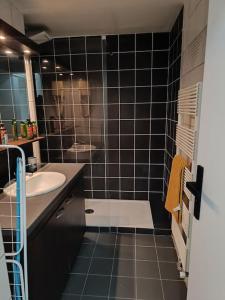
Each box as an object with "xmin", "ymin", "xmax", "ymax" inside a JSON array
[{"xmin": 33, "ymin": 26, "xmax": 182, "ymax": 230}]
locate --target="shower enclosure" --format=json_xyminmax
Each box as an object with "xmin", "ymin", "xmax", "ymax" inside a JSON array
[{"xmin": 33, "ymin": 9, "xmax": 183, "ymax": 231}]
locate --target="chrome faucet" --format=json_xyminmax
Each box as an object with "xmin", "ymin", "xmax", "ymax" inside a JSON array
[{"xmin": 25, "ymin": 163, "xmax": 36, "ymax": 175}]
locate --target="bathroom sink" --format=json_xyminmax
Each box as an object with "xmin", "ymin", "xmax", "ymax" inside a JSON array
[{"xmin": 4, "ymin": 172, "xmax": 66, "ymax": 198}]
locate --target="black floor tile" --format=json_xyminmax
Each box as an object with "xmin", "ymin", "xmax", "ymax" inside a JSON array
[
  {"xmin": 62, "ymin": 233, "xmax": 182, "ymax": 300},
  {"xmin": 93, "ymin": 244, "xmax": 115, "ymax": 258},
  {"xmin": 78, "ymin": 243, "xmax": 95, "ymax": 257},
  {"xmin": 113, "ymin": 259, "xmax": 135, "ymax": 277},
  {"xmin": 136, "ymin": 234, "xmax": 155, "ymax": 246},
  {"xmin": 137, "ymin": 278, "xmax": 163, "ymax": 300},
  {"xmin": 109, "ymin": 298, "xmax": 133, "ymax": 300},
  {"xmin": 82, "ymin": 296, "xmax": 108, "ymax": 300},
  {"xmin": 118, "ymin": 227, "xmax": 135, "ymax": 234},
  {"xmin": 71, "ymin": 257, "xmax": 91, "ymax": 274},
  {"xmin": 110, "ymin": 276, "xmax": 136, "ymax": 299},
  {"xmin": 97, "ymin": 233, "xmax": 117, "ymax": 245},
  {"xmin": 162, "ymin": 280, "xmax": 187, "ymax": 300},
  {"xmin": 136, "ymin": 246, "xmax": 157, "ymax": 261},
  {"xmin": 155, "ymin": 235, "xmax": 174, "ymax": 248},
  {"xmin": 83, "ymin": 275, "xmax": 110, "ymax": 297},
  {"xmin": 61, "ymin": 295, "xmax": 80, "ymax": 300},
  {"xmin": 116, "ymin": 233, "xmax": 135, "ymax": 245},
  {"xmin": 115, "ymin": 245, "xmax": 135, "ymax": 259},
  {"xmin": 136, "ymin": 260, "xmax": 160, "ymax": 278},
  {"xmin": 64, "ymin": 274, "xmax": 86, "ymax": 294},
  {"xmin": 136, "ymin": 228, "xmax": 154, "ymax": 234},
  {"xmin": 157, "ymin": 247, "xmax": 177, "ymax": 262},
  {"xmin": 159, "ymin": 262, "xmax": 181, "ymax": 280},
  {"xmin": 89, "ymin": 258, "xmax": 113, "ymax": 275},
  {"xmin": 83, "ymin": 232, "xmax": 99, "ymax": 244},
  {"xmin": 154, "ymin": 228, "xmax": 172, "ymax": 234}
]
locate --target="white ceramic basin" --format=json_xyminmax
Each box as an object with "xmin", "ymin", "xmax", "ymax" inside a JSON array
[{"xmin": 4, "ymin": 172, "xmax": 66, "ymax": 198}]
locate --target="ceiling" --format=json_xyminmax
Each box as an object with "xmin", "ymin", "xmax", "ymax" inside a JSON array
[{"xmin": 13, "ymin": 0, "xmax": 184, "ymax": 37}]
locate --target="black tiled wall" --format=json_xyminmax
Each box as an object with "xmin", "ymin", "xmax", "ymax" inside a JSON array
[
  {"xmin": 34, "ymin": 33, "xmax": 170, "ymax": 201},
  {"xmin": 164, "ymin": 9, "xmax": 183, "ymax": 194}
]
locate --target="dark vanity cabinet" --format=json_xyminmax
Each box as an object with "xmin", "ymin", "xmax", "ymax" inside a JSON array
[{"xmin": 27, "ymin": 174, "xmax": 85, "ymax": 300}]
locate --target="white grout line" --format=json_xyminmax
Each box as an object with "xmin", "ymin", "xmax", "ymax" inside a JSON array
[
  {"xmin": 63, "ymin": 292, "xmax": 143, "ymax": 300},
  {"xmin": 134, "ymin": 223, "xmax": 138, "ymax": 300},
  {"xmin": 37, "ymin": 83, "xmax": 168, "ymax": 89},
  {"xmin": 53, "ymin": 39, "xmax": 64, "ymax": 163},
  {"xmin": 68, "ymin": 37, "xmax": 78, "ymax": 162},
  {"xmin": 68, "ymin": 272, "xmax": 182, "ymax": 282},
  {"xmin": 84, "ymin": 176, "xmax": 164, "ymax": 180},
  {"xmin": 107, "ymin": 231, "xmax": 118, "ymax": 299},
  {"xmin": 39, "ymin": 67, "xmax": 170, "ymax": 73},
  {"xmin": 101, "ymin": 37, "xmax": 108, "ymax": 199},
  {"xmin": 34, "ymin": 49, "xmax": 170, "ymax": 57},
  {"xmin": 84, "ymin": 36, "xmax": 94, "ymax": 198},
  {"xmin": 118, "ymin": 36, "xmax": 121, "ymax": 200},
  {"xmin": 34, "ymin": 102, "xmax": 168, "ymax": 107},
  {"xmin": 81, "ymin": 244, "xmax": 175, "ymax": 249},
  {"xmin": 78, "ymin": 255, "xmax": 176, "ymax": 263},
  {"xmin": 37, "ymin": 56, "xmax": 50, "ymax": 162},
  {"xmin": 133, "ymin": 33, "xmax": 137, "ymax": 201},
  {"xmin": 153, "ymin": 234, "xmax": 166, "ymax": 300},
  {"xmin": 7, "ymin": 56, "xmax": 16, "ymax": 119},
  {"xmin": 83, "ymin": 189, "xmax": 162, "ymax": 193},
  {"xmin": 33, "ymin": 117, "xmax": 168, "ymax": 121},
  {"xmin": 147, "ymin": 33, "xmax": 154, "ymax": 202},
  {"xmin": 163, "ymin": 28, "xmax": 171, "ymax": 202},
  {"xmin": 79, "ymin": 231, "xmax": 100, "ymax": 298}
]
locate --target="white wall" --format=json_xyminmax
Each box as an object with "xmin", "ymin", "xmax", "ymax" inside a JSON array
[
  {"xmin": 187, "ymin": 0, "xmax": 225, "ymax": 298},
  {"xmin": 0, "ymin": 0, "xmax": 25, "ymax": 33},
  {"xmin": 180, "ymin": 0, "xmax": 209, "ymax": 88}
]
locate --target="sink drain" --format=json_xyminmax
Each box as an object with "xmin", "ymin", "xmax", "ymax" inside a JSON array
[{"xmin": 85, "ymin": 208, "xmax": 94, "ymax": 214}]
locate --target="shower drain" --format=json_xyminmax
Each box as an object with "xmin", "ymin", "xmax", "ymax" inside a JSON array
[{"xmin": 85, "ymin": 208, "xmax": 94, "ymax": 214}]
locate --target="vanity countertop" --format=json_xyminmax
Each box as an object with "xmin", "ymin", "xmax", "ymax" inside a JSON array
[{"xmin": 0, "ymin": 163, "xmax": 85, "ymax": 237}]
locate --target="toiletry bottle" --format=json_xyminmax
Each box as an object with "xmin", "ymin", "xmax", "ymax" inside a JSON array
[
  {"xmin": 32, "ymin": 121, "xmax": 38, "ymax": 138},
  {"xmin": 5, "ymin": 131, "xmax": 8, "ymax": 144},
  {"xmin": 12, "ymin": 118, "xmax": 18, "ymax": 140},
  {"xmin": 26, "ymin": 119, "xmax": 33, "ymax": 140},
  {"xmin": 0, "ymin": 123, "xmax": 5, "ymax": 144},
  {"xmin": 28, "ymin": 156, "xmax": 37, "ymax": 172},
  {"xmin": 20, "ymin": 121, "xmax": 27, "ymax": 138},
  {"xmin": 0, "ymin": 123, "xmax": 8, "ymax": 144}
]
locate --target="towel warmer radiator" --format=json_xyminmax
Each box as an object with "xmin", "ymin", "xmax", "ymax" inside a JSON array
[
  {"xmin": 0, "ymin": 145, "xmax": 28, "ymax": 299},
  {"xmin": 173, "ymin": 82, "xmax": 202, "ymax": 278}
]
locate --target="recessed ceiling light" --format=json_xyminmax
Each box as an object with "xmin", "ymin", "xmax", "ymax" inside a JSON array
[
  {"xmin": 0, "ymin": 35, "xmax": 6, "ymax": 40},
  {"xmin": 5, "ymin": 50, "xmax": 12, "ymax": 55},
  {"xmin": 70, "ymin": 73, "xmax": 74, "ymax": 76},
  {"xmin": 24, "ymin": 49, "xmax": 31, "ymax": 54},
  {"xmin": 42, "ymin": 66, "xmax": 47, "ymax": 69},
  {"xmin": 43, "ymin": 59, "xmax": 49, "ymax": 63},
  {"xmin": 59, "ymin": 73, "xmax": 63, "ymax": 76},
  {"xmin": 56, "ymin": 66, "xmax": 61, "ymax": 69}
]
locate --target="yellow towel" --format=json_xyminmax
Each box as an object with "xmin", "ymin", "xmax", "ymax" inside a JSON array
[{"xmin": 165, "ymin": 154, "xmax": 188, "ymax": 223}]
